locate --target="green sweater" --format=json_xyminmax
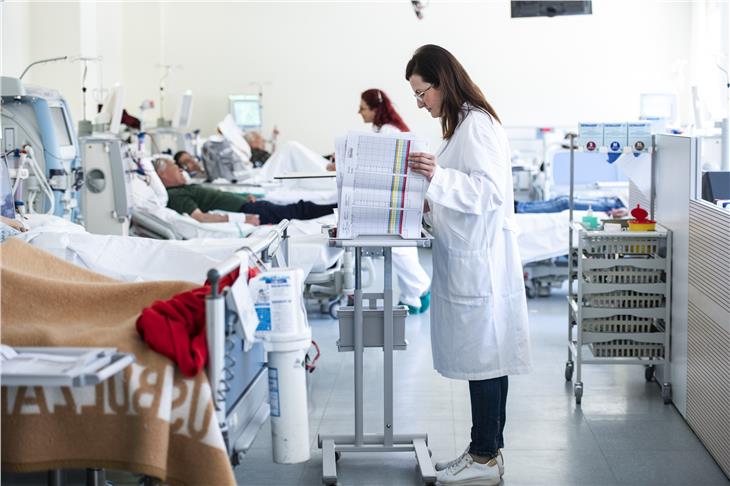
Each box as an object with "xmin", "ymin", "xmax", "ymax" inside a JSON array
[{"xmin": 166, "ymin": 184, "xmax": 250, "ymax": 215}]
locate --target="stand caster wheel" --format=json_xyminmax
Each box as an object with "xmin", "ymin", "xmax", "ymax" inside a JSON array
[
  {"xmin": 644, "ymin": 365, "xmax": 656, "ymax": 382},
  {"xmin": 328, "ymin": 301, "xmax": 339, "ymax": 320},
  {"xmin": 335, "ymin": 451, "xmax": 341, "ymax": 462},
  {"xmin": 525, "ymin": 285, "xmax": 536, "ymax": 299},
  {"xmin": 574, "ymin": 382, "xmax": 583, "ymax": 405},
  {"xmin": 323, "ymin": 480, "xmax": 337, "ymax": 486},
  {"xmin": 661, "ymin": 383, "xmax": 672, "ymax": 404},
  {"xmin": 565, "ymin": 361, "xmax": 574, "ymax": 381}
]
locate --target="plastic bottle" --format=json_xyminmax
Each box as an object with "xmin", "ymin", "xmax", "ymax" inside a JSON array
[{"xmin": 582, "ymin": 204, "xmax": 599, "ymax": 230}]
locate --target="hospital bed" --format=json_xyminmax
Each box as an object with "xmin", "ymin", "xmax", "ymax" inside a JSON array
[
  {"xmin": 520, "ymin": 150, "xmax": 629, "ymax": 297},
  {"xmin": 2, "ymin": 217, "xmax": 291, "ymax": 484},
  {"xmin": 128, "ymin": 156, "xmax": 369, "ymax": 318}
]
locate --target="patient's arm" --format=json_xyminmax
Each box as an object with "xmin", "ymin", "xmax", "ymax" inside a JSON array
[
  {"xmin": 190, "ymin": 209, "xmax": 260, "ymax": 226},
  {"xmin": 0, "ymin": 216, "xmax": 27, "ymax": 232},
  {"xmin": 190, "ymin": 209, "xmax": 227, "ymax": 223}
]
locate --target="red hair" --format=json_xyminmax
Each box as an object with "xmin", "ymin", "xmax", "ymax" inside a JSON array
[{"xmin": 361, "ymin": 89, "xmax": 410, "ymax": 132}]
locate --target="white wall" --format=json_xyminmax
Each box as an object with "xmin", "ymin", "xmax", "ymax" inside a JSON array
[
  {"xmin": 3, "ymin": 0, "xmax": 694, "ymax": 154},
  {"xmin": 144, "ymin": 0, "xmax": 693, "ymax": 153},
  {"xmin": 1, "ymin": 1, "xmax": 31, "ymax": 78}
]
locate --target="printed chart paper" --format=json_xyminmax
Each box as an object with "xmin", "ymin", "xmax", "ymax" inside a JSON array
[{"xmin": 337, "ymin": 132, "xmax": 429, "ymax": 239}]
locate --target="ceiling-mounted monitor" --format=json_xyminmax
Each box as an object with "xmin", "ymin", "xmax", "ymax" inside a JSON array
[{"xmin": 511, "ymin": 1, "xmax": 592, "ymax": 18}]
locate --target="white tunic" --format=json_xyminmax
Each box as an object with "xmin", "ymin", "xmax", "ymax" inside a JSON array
[{"xmin": 426, "ymin": 106, "xmax": 532, "ymax": 380}]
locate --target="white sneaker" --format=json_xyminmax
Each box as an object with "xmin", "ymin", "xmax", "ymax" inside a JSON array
[
  {"xmin": 435, "ymin": 449, "xmax": 504, "ymax": 477},
  {"xmin": 436, "ymin": 452, "xmax": 501, "ymax": 486}
]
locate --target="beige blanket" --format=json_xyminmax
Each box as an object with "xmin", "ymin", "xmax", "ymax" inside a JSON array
[{"xmin": 1, "ymin": 239, "xmax": 235, "ymax": 486}]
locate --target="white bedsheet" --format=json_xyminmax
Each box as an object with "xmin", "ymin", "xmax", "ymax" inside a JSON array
[
  {"xmin": 19, "ymin": 214, "xmax": 337, "ymax": 283},
  {"xmin": 283, "ymin": 215, "xmax": 342, "ymax": 275},
  {"xmin": 18, "ymin": 215, "xmax": 247, "ymax": 283},
  {"xmin": 516, "ymin": 209, "xmax": 588, "ymax": 264}
]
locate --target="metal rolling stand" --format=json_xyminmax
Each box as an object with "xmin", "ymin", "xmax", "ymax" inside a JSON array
[{"xmin": 319, "ymin": 232, "xmax": 436, "ymax": 486}]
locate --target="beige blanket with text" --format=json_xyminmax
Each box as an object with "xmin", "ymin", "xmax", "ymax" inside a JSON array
[{"xmin": 1, "ymin": 239, "xmax": 235, "ymax": 485}]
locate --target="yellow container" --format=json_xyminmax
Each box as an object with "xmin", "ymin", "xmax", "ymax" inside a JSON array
[{"xmin": 628, "ymin": 221, "xmax": 656, "ymax": 232}]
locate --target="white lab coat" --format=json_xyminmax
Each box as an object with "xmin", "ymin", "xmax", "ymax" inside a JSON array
[
  {"xmin": 426, "ymin": 106, "xmax": 532, "ymax": 380},
  {"xmin": 374, "ymin": 123, "xmax": 431, "ymax": 306}
]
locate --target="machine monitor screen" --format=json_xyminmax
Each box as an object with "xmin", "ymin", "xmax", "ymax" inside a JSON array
[
  {"xmin": 701, "ymin": 171, "xmax": 730, "ymax": 203},
  {"xmin": 229, "ymin": 95, "xmax": 262, "ymax": 129},
  {"xmin": 1, "ymin": 158, "xmax": 16, "ymax": 218},
  {"xmin": 50, "ymin": 106, "xmax": 73, "ymax": 147},
  {"xmin": 511, "ymin": 1, "xmax": 592, "ymax": 17}
]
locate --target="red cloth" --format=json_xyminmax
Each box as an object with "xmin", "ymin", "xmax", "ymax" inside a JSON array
[{"xmin": 136, "ymin": 269, "xmax": 240, "ymax": 377}]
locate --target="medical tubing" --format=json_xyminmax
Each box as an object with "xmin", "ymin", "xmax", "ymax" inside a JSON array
[
  {"xmin": 24, "ymin": 146, "xmax": 55, "ymax": 215},
  {"xmin": 11, "ymin": 152, "xmax": 28, "ymax": 195}
]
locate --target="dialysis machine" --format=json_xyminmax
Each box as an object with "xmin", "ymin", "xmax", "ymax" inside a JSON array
[
  {"xmin": 146, "ymin": 91, "xmax": 198, "ymax": 156},
  {"xmin": 0, "ymin": 77, "xmax": 83, "ymax": 222},
  {"xmin": 79, "ymin": 84, "xmax": 135, "ymax": 236}
]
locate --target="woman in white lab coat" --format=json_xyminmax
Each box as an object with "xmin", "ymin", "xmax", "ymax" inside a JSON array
[
  {"xmin": 357, "ymin": 88, "xmax": 432, "ymax": 314},
  {"xmin": 405, "ymin": 45, "xmax": 532, "ymax": 486}
]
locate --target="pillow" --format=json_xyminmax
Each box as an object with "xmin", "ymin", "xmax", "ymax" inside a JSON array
[
  {"xmin": 129, "ymin": 157, "xmax": 169, "ymax": 210},
  {"xmin": 218, "ymin": 114, "xmax": 252, "ymax": 160}
]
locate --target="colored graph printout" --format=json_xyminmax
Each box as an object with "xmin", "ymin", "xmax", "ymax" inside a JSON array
[{"xmin": 337, "ymin": 132, "xmax": 429, "ymax": 239}]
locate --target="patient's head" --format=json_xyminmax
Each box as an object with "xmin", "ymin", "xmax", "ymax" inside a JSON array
[
  {"xmin": 153, "ymin": 157, "xmax": 186, "ymax": 188},
  {"xmin": 244, "ymin": 131, "xmax": 266, "ymax": 150},
  {"xmin": 174, "ymin": 151, "xmax": 204, "ymax": 176}
]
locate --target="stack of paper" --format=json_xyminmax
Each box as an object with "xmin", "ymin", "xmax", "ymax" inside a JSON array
[{"xmin": 335, "ymin": 132, "xmax": 429, "ymax": 239}]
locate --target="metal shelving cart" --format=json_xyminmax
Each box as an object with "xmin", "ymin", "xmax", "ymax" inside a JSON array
[
  {"xmin": 318, "ymin": 231, "xmax": 436, "ymax": 486},
  {"xmin": 564, "ymin": 134, "xmax": 672, "ymax": 405},
  {"xmin": 566, "ymin": 223, "xmax": 673, "ymax": 404}
]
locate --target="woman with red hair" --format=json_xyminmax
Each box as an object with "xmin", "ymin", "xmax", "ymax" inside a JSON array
[{"xmin": 358, "ymin": 88, "xmax": 410, "ymax": 133}]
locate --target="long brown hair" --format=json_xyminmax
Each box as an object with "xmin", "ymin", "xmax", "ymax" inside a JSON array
[{"xmin": 405, "ymin": 44, "xmax": 500, "ymax": 140}]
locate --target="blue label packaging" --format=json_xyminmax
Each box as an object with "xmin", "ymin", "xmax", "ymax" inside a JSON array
[
  {"xmin": 604, "ymin": 123, "xmax": 628, "ymax": 153},
  {"xmin": 627, "ymin": 122, "xmax": 652, "ymax": 152},
  {"xmin": 578, "ymin": 123, "xmax": 603, "ymax": 151}
]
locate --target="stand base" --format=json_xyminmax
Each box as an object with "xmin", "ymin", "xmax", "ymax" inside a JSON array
[{"xmin": 318, "ymin": 433, "xmax": 436, "ymax": 485}]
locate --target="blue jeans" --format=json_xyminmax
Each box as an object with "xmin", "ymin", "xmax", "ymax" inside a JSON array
[
  {"xmin": 515, "ymin": 196, "xmax": 624, "ymax": 214},
  {"xmin": 469, "ymin": 376, "xmax": 508, "ymax": 458},
  {"xmin": 240, "ymin": 200, "xmax": 336, "ymax": 225}
]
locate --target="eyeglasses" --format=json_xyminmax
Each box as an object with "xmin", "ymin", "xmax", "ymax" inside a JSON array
[{"xmin": 413, "ymin": 85, "xmax": 432, "ymax": 100}]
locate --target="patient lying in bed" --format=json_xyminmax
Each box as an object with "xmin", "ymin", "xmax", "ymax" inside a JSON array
[
  {"xmin": 515, "ymin": 195, "xmax": 627, "ymax": 217},
  {"xmin": 153, "ymin": 157, "xmax": 336, "ymax": 225}
]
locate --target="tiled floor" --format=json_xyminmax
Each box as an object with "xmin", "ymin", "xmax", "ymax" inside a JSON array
[
  {"xmin": 4, "ymin": 250, "xmax": 729, "ymax": 486},
  {"xmin": 232, "ymin": 250, "xmax": 730, "ymax": 486}
]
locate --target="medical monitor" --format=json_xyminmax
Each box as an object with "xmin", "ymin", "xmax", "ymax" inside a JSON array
[
  {"xmin": 701, "ymin": 171, "xmax": 730, "ymax": 203},
  {"xmin": 551, "ymin": 151, "xmax": 628, "ymax": 188},
  {"xmin": 95, "ymin": 84, "xmax": 125, "ymax": 134},
  {"xmin": 511, "ymin": 1, "xmax": 592, "ymax": 18},
  {"xmin": 50, "ymin": 106, "xmax": 74, "ymax": 147},
  {"xmin": 173, "ymin": 90, "xmax": 194, "ymax": 129},
  {"xmin": 229, "ymin": 94, "xmax": 262, "ymax": 130}
]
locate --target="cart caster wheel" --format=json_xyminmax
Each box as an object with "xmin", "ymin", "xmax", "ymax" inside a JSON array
[
  {"xmin": 565, "ymin": 361, "xmax": 574, "ymax": 382},
  {"xmin": 661, "ymin": 383, "xmax": 672, "ymax": 404},
  {"xmin": 644, "ymin": 365, "xmax": 656, "ymax": 382},
  {"xmin": 574, "ymin": 382, "xmax": 583, "ymax": 405},
  {"xmin": 335, "ymin": 452, "xmax": 341, "ymax": 462},
  {"xmin": 328, "ymin": 301, "xmax": 339, "ymax": 320}
]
